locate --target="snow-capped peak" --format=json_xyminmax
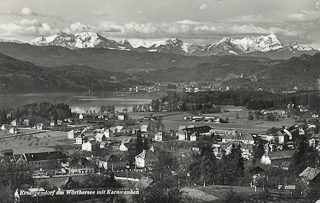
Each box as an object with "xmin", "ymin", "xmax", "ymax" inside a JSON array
[{"xmin": 231, "ymin": 34, "xmax": 283, "ymax": 53}]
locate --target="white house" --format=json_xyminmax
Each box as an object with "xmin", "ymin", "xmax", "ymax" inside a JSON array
[
  {"xmin": 190, "ymin": 133, "xmax": 197, "ymax": 141},
  {"xmin": 104, "ymin": 129, "xmax": 113, "ymax": 138},
  {"xmin": 79, "ymin": 114, "xmax": 84, "ymax": 120},
  {"xmin": 36, "ymin": 123, "xmax": 43, "ymax": 130},
  {"xmin": 75, "ymin": 134, "xmax": 87, "ymax": 145},
  {"xmin": 67, "ymin": 130, "xmax": 75, "ymax": 139},
  {"xmin": 140, "ymin": 125, "xmax": 149, "ymax": 133},
  {"xmin": 117, "ymin": 115, "xmax": 125, "ymax": 120},
  {"xmin": 135, "ymin": 150, "xmax": 157, "ymax": 168},
  {"xmin": 95, "ymin": 133, "xmax": 108, "ymax": 143},
  {"xmin": 154, "ymin": 132, "xmax": 163, "ymax": 142},
  {"xmin": 82, "ymin": 140, "xmax": 98, "ymax": 152},
  {"xmin": 9, "ymin": 127, "xmax": 19, "ymax": 134},
  {"xmin": 177, "ymin": 130, "xmax": 187, "ymax": 141},
  {"xmin": 119, "ymin": 137, "xmax": 132, "ymax": 151},
  {"xmin": 50, "ymin": 121, "xmax": 55, "ymax": 127},
  {"xmin": 110, "ymin": 126, "xmax": 124, "ymax": 134},
  {"xmin": 11, "ymin": 119, "xmax": 17, "ymax": 127}
]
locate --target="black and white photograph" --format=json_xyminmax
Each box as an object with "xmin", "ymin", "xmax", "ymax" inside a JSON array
[{"xmin": 0, "ymin": 0, "xmax": 320, "ymax": 202}]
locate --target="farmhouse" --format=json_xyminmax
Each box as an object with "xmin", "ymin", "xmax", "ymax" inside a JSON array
[
  {"xmin": 68, "ymin": 158, "xmax": 94, "ymax": 174},
  {"xmin": 140, "ymin": 125, "xmax": 149, "ymax": 133},
  {"xmin": 82, "ymin": 140, "xmax": 99, "ymax": 152},
  {"xmin": 67, "ymin": 130, "xmax": 75, "ymax": 139},
  {"xmin": 95, "ymin": 133, "xmax": 108, "ymax": 143},
  {"xmin": 24, "ymin": 151, "xmax": 68, "ymax": 170},
  {"xmin": 104, "ymin": 154, "xmax": 129, "ymax": 170},
  {"xmin": 222, "ymin": 132, "xmax": 254, "ymax": 144},
  {"xmin": 135, "ymin": 150, "xmax": 157, "ymax": 168},
  {"xmin": 261, "ymin": 150, "xmax": 295, "ymax": 169},
  {"xmin": 299, "ymin": 167, "xmax": 320, "ymax": 185},
  {"xmin": 177, "ymin": 125, "xmax": 212, "ymax": 141},
  {"xmin": 154, "ymin": 132, "xmax": 163, "ymax": 142}
]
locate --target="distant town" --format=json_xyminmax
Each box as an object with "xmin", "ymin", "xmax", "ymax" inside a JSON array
[{"xmin": 0, "ymin": 89, "xmax": 319, "ymax": 202}]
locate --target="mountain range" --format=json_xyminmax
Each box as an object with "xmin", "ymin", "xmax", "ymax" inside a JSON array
[{"xmin": 27, "ymin": 32, "xmax": 319, "ymax": 59}]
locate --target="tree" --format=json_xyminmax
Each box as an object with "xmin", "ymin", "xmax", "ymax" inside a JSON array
[
  {"xmin": 136, "ymin": 131, "xmax": 144, "ymax": 155},
  {"xmin": 252, "ymin": 138, "xmax": 266, "ymax": 164}
]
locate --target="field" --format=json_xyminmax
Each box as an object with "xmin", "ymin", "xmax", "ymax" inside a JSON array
[
  {"xmin": 0, "ymin": 129, "xmax": 73, "ymax": 154},
  {"xmin": 129, "ymin": 105, "xmax": 296, "ymax": 134}
]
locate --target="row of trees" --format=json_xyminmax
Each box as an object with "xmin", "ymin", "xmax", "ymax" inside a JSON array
[
  {"xmin": 150, "ymin": 90, "xmax": 320, "ymax": 112},
  {"xmin": 0, "ymin": 102, "xmax": 72, "ymax": 126}
]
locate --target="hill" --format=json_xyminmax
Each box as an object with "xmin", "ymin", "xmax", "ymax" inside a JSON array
[
  {"xmin": 136, "ymin": 53, "xmax": 320, "ymax": 92},
  {"xmin": 0, "ymin": 53, "xmax": 148, "ymax": 93}
]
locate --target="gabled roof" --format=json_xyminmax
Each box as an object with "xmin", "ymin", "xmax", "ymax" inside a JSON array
[
  {"xmin": 299, "ymin": 167, "xmax": 320, "ymax": 181},
  {"xmin": 121, "ymin": 137, "xmax": 132, "ymax": 144},
  {"xmin": 24, "ymin": 151, "xmax": 68, "ymax": 162},
  {"xmin": 69, "ymin": 158, "xmax": 92, "ymax": 167},
  {"xmin": 95, "ymin": 133, "xmax": 106, "ymax": 139},
  {"xmin": 135, "ymin": 150, "xmax": 157, "ymax": 161},
  {"xmin": 1, "ymin": 149, "xmax": 14, "ymax": 154},
  {"xmin": 268, "ymin": 150, "xmax": 295, "ymax": 160}
]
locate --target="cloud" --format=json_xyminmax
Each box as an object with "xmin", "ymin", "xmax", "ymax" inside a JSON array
[
  {"xmin": 0, "ymin": 18, "xmax": 59, "ymax": 36},
  {"xmin": 98, "ymin": 21, "xmax": 298, "ymax": 39},
  {"xmin": 198, "ymin": 2, "xmax": 207, "ymax": 11},
  {"xmin": 20, "ymin": 7, "xmax": 35, "ymax": 15},
  {"xmin": 62, "ymin": 22, "xmax": 98, "ymax": 33}
]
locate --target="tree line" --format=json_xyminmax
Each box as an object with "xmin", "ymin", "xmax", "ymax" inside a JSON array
[
  {"xmin": 0, "ymin": 102, "xmax": 72, "ymax": 126},
  {"xmin": 149, "ymin": 90, "xmax": 320, "ymax": 112}
]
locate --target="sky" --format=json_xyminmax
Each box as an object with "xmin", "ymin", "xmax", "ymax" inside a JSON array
[{"xmin": 0, "ymin": 0, "xmax": 320, "ymax": 48}]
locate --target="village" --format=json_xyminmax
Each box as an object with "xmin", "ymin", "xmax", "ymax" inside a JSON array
[{"xmin": 0, "ymin": 102, "xmax": 320, "ymax": 202}]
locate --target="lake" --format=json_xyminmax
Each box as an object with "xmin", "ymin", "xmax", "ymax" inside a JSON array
[{"xmin": 0, "ymin": 92, "xmax": 165, "ymax": 113}]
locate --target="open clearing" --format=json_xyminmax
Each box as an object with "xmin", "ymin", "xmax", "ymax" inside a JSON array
[{"xmin": 129, "ymin": 105, "xmax": 295, "ymax": 134}]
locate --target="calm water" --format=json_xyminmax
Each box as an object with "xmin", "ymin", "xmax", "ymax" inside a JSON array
[{"xmin": 0, "ymin": 92, "xmax": 164, "ymax": 113}]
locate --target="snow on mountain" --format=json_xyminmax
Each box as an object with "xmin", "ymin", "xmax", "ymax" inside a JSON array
[
  {"xmin": 126, "ymin": 39, "xmax": 167, "ymax": 48},
  {"xmin": 231, "ymin": 34, "xmax": 284, "ymax": 53},
  {"xmin": 28, "ymin": 32, "xmax": 318, "ymax": 58},
  {"xmin": 0, "ymin": 39, "xmax": 24, "ymax": 44}
]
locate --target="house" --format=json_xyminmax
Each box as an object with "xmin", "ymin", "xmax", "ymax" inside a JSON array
[
  {"xmin": 190, "ymin": 133, "xmax": 198, "ymax": 141},
  {"xmin": 135, "ymin": 150, "xmax": 157, "ymax": 168},
  {"xmin": 1, "ymin": 149, "xmax": 14, "ymax": 157},
  {"xmin": 177, "ymin": 125, "xmax": 212, "ymax": 141},
  {"xmin": 299, "ymin": 167, "xmax": 320, "ymax": 185},
  {"xmin": 68, "ymin": 158, "xmax": 94, "ymax": 174},
  {"xmin": 103, "ymin": 129, "xmax": 113, "ymax": 138},
  {"xmin": 177, "ymin": 130, "xmax": 187, "ymax": 141},
  {"xmin": 100, "ymin": 141, "xmax": 110, "ymax": 149},
  {"xmin": 82, "ymin": 140, "xmax": 99, "ymax": 152},
  {"xmin": 57, "ymin": 120, "xmax": 63, "ymax": 126},
  {"xmin": 222, "ymin": 132, "xmax": 254, "ymax": 144},
  {"xmin": 24, "ymin": 151, "xmax": 68, "ymax": 170},
  {"xmin": 50, "ymin": 121, "xmax": 56, "ymax": 127},
  {"xmin": 35, "ymin": 123, "xmax": 44, "ymax": 130},
  {"xmin": 140, "ymin": 125, "xmax": 149, "ymax": 133},
  {"xmin": 11, "ymin": 119, "xmax": 17, "ymax": 127},
  {"xmin": 1, "ymin": 124, "xmax": 9, "ymax": 131},
  {"xmin": 154, "ymin": 132, "xmax": 163, "ymax": 142},
  {"xmin": 67, "ymin": 130, "xmax": 75, "ymax": 139},
  {"xmin": 104, "ymin": 154, "xmax": 129, "ymax": 170},
  {"xmin": 75, "ymin": 133, "xmax": 88, "ymax": 144},
  {"xmin": 79, "ymin": 114, "xmax": 84, "ymax": 120},
  {"xmin": 95, "ymin": 133, "xmax": 108, "ymax": 143},
  {"xmin": 117, "ymin": 115, "xmax": 125, "ymax": 120},
  {"xmin": 261, "ymin": 150, "xmax": 295, "ymax": 169},
  {"xmin": 211, "ymin": 129, "xmax": 237, "ymax": 137},
  {"xmin": 119, "ymin": 137, "xmax": 133, "ymax": 151},
  {"xmin": 22, "ymin": 119, "xmax": 30, "ymax": 126},
  {"xmin": 110, "ymin": 126, "xmax": 124, "ymax": 134},
  {"xmin": 9, "ymin": 127, "xmax": 19, "ymax": 134}
]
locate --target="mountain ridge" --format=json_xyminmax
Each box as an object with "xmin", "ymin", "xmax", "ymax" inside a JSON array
[{"xmin": 26, "ymin": 32, "xmax": 318, "ymax": 59}]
